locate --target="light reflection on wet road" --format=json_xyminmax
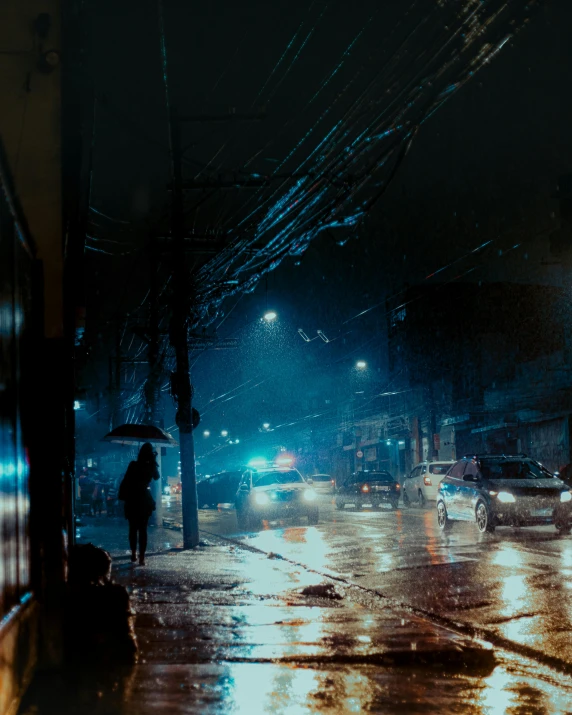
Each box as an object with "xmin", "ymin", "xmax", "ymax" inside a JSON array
[
  {"xmin": 64, "ymin": 499, "xmax": 572, "ymax": 714},
  {"xmin": 190, "ymin": 497, "xmax": 572, "ymax": 667}
]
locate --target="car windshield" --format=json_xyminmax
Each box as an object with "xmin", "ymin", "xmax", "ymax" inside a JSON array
[
  {"xmin": 480, "ymin": 460, "xmax": 555, "ymax": 480},
  {"xmin": 429, "ymin": 464, "xmax": 452, "ymax": 475},
  {"xmin": 254, "ymin": 470, "xmax": 304, "ymax": 487},
  {"xmin": 311, "ymin": 474, "xmax": 331, "ymax": 482}
]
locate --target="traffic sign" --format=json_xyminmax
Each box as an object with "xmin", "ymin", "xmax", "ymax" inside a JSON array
[{"xmin": 356, "ymin": 450, "xmax": 364, "ymax": 458}]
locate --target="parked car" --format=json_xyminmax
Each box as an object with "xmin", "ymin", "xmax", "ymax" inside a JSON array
[
  {"xmin": 402, "ymin": 460, "xmax": 454, "ymax": 507},
  {"xmin": 197, "ymin": 470, "xmax": 243, "ymax": 508},
  {"xmin": 437, "ymin": 454, "xmax": 572, "ymax": 534},
  {"xmin": 335, "ymin": 471, "xmax": 400, "ymax": 510},
  {"xmin": 235, "ymin": 467, "xmax": 319, "ymax": 529},
  {"xmin": 308, "ymin": 473, "xmax": 334, "ymax": 495}
]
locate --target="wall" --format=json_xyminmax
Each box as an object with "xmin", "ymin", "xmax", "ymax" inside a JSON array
[
  {"xmin": 0, "ymin": 1, "xmax": 63, "ymax": 338},
  {"xmin": 0, "ymin": 3, "xmax": 64, "ymax": 713}
]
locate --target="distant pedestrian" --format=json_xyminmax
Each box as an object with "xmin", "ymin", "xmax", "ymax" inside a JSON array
[
  {"xmin": 91, "ymin": 480, "xmax": 105, "ymax": 516},
  {"xmin": 79, "ymin": 469, "xmax": 94, "ymax": 516},
  {"xmin": 118, "ymin": 443, "xmax": 160, "ymax": 566},
  {"xmin": 106, "ymin": 477, "xmax": 119, "ymax": 516}
]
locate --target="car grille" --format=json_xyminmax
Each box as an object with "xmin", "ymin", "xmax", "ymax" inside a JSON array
[
  {"xmin": 272, "ymin": 491, "xmax": 297, "ymax": 502},
  {"xmin": 517, "ymin": 494, "xmax": 559, "ymax": 508}
]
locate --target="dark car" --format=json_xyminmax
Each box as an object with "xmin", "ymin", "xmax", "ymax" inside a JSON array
[
  {"xmin": 437, "ymin": 454, "xmax": 572, "ymax": 534},
  {"xmin": 235, "ymin": 468, "xmax": 319, "ymax": 529},
  {"xmin": 197, "ymin": 470, "xmax": 243, "ymax": 508},
  {"xmin": 335, "ymin": 471, "xmax": 400, "ymax": 510}
]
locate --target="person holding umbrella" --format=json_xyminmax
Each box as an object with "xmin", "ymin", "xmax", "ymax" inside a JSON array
[{"xmin": 118, "ymin": 442, "xmax": 160, "ymax": 565}]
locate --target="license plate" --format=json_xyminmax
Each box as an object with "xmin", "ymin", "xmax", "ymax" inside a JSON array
[
  {"xmin": 531, "ymin": 508, "xmax": 552, "ymax": 517},
  {"xmin": 377, "ymin": 486, "xmax": 390, "ymax": 491}
]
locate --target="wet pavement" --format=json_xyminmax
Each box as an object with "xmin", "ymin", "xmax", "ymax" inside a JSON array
[
  {"xmin": 19, "ymin": 502, "xmax": 572, "ymax": 713},
  {"xmin": 193, "ymin": 496, "xmax": 572, "ymax": 672}
]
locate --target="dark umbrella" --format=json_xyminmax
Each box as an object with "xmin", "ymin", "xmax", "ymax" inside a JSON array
[{"xmin": 102, "ymin": 424, "xmax": 178, "ymax": 447}]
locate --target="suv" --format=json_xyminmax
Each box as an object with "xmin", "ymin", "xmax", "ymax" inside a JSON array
[
  {"xmin": 403, "ymin": 461, "xmax": 454, "ymax": 507},
  {"xmin": 235, "ymin": 467, "xmax": 319, "ymax": 529},
  {"xmin": 437, "ymin": 454, "xmax": 572, "ymax": 534},
  {"xmin": 335, "ymin": 471, "xmax": 400, "ymax": 510}
]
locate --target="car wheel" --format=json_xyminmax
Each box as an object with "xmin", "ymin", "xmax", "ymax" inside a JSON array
[
  {"xmin": 390, "ymin": 501, "xmax": 399, "ymax": 510},
  {"xmin": 308, "ymin": 508, "xmax": 319, "ymax": 525},
  {"xmin": 437, "ymin": 500, "xmax": 452, "ymax": 531},
  {"xmin": 555, "ymin": 521, "xmax": 572, "ymax": 534},
  {"xmin": 418, "ymin": 490, "xmax": 426, "ymax": 508},
  {"xmin": 402, "ymin": 490, "xmax": 410, "ymax": 508},
  {"xmin": 335, "ymin": 500, "xmax": 345, "ymax": 510},
  {"xmin": 476, "ymin": 501, "xmax": 495, "ymax": 533}
]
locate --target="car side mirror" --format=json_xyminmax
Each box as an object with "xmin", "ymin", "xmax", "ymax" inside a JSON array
[{"xmin": 306, "ymin": 478, "xmax": 313, "ymax": 485}]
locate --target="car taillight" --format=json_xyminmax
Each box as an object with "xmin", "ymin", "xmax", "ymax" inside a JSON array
[
  {"xmin": 361, "ymin": 484, "xmax": 369, "ymax": 493},
  {"xmin": 395, "ymin": 483, "xmax": 400, "ymax": 490},
  {"xmin": 423, "ymin": 477, "xmax": 432, "ymax": 486},
  {"xmin": 331, "ymin": 480, "xmax": 335, "ymax": 485}
]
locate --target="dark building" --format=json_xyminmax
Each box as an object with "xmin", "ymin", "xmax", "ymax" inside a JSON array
[{"xmin": 386, "ymin": 283, "xmax": 572, "ymax": 472}]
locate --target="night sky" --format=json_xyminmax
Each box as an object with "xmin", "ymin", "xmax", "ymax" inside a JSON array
[{"xmin": 79, "ymin": 0, "xmax": 572, "ymax": 473}]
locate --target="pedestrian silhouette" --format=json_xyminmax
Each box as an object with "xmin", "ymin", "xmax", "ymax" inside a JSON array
[{"xmin": 118, "ymin": 442, "xmax": 160, "ymax": 565}]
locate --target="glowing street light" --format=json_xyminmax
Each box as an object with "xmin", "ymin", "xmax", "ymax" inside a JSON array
[
  {"xmin": 221, "ymin": 430, "xmax": 229, "ymax": 437},
  {"xmin": 356, "ymin": 360, "xmax": 367, "ymax": 369},
  {"xmin": 203, "ymin": 430, "xmax": 210, "ymax": 437},
  {"xmin": 262, "ymin": 422, "xmax": 270, "ymax": 430},
  {"xmin": 263, "ymin": 310, "xmax": 277, "ymax": 322}
]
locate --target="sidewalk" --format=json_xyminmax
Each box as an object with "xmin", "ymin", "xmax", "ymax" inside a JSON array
[{"xmin": 19, "ymin": 519, "xmax": 567, "ymax": 714}]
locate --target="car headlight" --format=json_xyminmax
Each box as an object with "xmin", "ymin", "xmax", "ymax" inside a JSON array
[
  {"xmin": 496, "ymin": 491, "xmax": 516, "ymax": 503},
  {"xmin": 303, "ymin": 489, "xmax": 317, "ymax": 502},
  {"xmin": 254, "ymin": 492, "xmax": 270, "ymax": 506},
  {"xmin": 561, "ymin": 491, "xmax": 572, "ymax": 503}
]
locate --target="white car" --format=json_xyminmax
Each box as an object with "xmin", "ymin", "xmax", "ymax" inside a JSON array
[
  {"xmin": 402, "ymin": 461, "xmax": 454, "ymax": 507},
  {"xmin": 308, "ymin": 474, "xmax": 334, "ymax": 495}
]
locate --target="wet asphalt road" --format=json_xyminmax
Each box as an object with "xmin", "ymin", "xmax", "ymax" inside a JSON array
[{"xmin": 170, "ymin": 495, "xmax": 572, "ymax": 670}]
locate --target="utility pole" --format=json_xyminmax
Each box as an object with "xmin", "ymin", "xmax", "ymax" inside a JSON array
[
  {"xmin": 158, "ymin": 0, "xmax": 199, "ymax": 547},
  {"xmin": 169, "ymin": 110, "xmax": 199, "ymax": 548},
  {"xmin": 108, "ymin": 322, "xmax": 122, "ymax": 430},
  {"xmin": 144, "ymin": 233, "xmax": 164, "ymax": 526}
]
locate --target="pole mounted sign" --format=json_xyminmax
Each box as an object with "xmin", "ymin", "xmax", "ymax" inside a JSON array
[{"xmin": 356, "ymin": 450, "xmax": 364, "ymax": 458}]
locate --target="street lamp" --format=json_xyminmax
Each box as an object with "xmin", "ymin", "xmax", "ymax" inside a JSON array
[
  {"xmin": 221, "ymin": 430, "xmax": 229, "ymax": 437},
  {"xmin": 263, "ymin": 310, "xmax": 277, "ymax": 322},
  {"xmin": 356, "ymin": 360, "xmax": 367, "ymax": 369},
  {"xmin": 262, "ymin": 422, "xmax": 270, "ymax": 430},
  {"xmin": 203, "ymin": 430, "xmax": 210, "ymax": 437}
]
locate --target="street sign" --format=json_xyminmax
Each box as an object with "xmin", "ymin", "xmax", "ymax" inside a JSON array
[
  {"xmin": 188, "ymin": 337, "xmax": 239, "ymax": 350},
  {"xmin": 356, "ymin": 450, "xmax": 364, "ymax": 458}
]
